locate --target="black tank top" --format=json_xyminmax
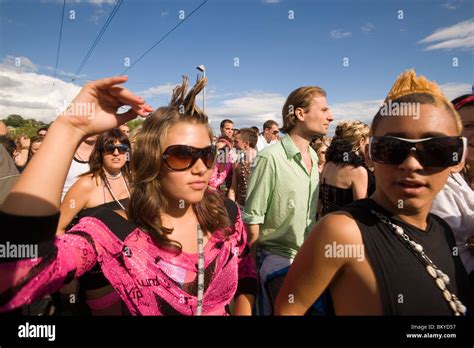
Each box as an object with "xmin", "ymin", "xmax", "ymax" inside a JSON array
[
  {"xmin": 319, "ymin": 179, "xmax": 354, "ymax": 216},
  {"xmin": 341, "ymin": 199, "xmax": 472, "ymax": 315}
]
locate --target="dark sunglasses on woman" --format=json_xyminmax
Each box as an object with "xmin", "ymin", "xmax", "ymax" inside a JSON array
[
  {"xmin": 369, "ymin": 136, "xmax": 467, "ymax": 168},
  {"xmin": 103, "ymin": 143, "xmax": 129, "ymax": 154},
  {"xmin": 163, "ymin": 145, "xmax": 217, "ymax": 171}
]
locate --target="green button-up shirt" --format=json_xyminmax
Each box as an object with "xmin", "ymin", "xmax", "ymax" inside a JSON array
[{"xmin": 243, "ymin": 134, "xmax": 319, "ymax": 259}]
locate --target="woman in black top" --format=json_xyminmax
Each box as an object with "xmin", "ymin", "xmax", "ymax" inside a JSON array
[
  {"xmin": 276, "ymin": 70, "xmax": 472, "ymax": 315},
  {"xmin": 57, "ymin": 128, "xmax": 132, "ymax": 234},
  {"xmin": 319, "ymin": 120, "xmax": 372, "ymax": 217}
]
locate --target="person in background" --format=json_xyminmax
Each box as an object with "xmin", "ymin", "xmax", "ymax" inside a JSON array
[
  {"xmin": 62, "ymin": 135, "xmax": 97, "ymax": 201},
  {"xmin": 37, "ymin": 127, "xmax": 48, "ymax": 137},
  {"xmin": 431, "ymin": 93, "xmax": 474, "ymax": 289},
  {"xmin": 119, "ymin": 124, "xmax": 130, "ymax": 138},
  {"xmin": 209, "ymin": 135, "xmax": 234, "ymax": 195},
  {"xmin": 311, "ymin": 137, "xmax": 330, "ymax": 174},
  {"xmin": 57, "ymin": 129, "xmax": 132, "ymax": 235},
  {"xmin": 318, "ymin": 121, "xmax": 370, "ymax": 217},
  {"xmin": 256, "ymin": 120, "xmax": 279, "ymax": 152},
  {"xmin": 220, "ymin": 119, "xmax": 234, "ymax": 139},
  {"xmin": 14, "ymin": 135, "xmax": 30, "ymax": 172},
  {"xmin": 244, "ymin": 85, "xmax": 333, "ymax": 315},
  {"xmin": 227, "ymin": 128, "xmax": 258, "ymax": 208},
  {"xmin": 27, "ymin": 136, "xmax": 43, "ymax": 163}
]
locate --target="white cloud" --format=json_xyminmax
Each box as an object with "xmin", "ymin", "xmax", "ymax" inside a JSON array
[
  {"xmin": 161, "ymin": 11, "xmax": 169, "ymax": 17},
  {"xmin": 330, "ymin": 99, "xmax": 383, "ymax": 126},
  {"xmin": 138, "ymin": 84, "xmax": 176, "ymax": 99},
  {"xmin": 439, "ymin": 82, "xmax": 472, "ymax": 100},
  {"xmin": 0, "ymin": 55, "xmax": 38, "ymax": 73},
  {"xmin": 441, "ymin": 0, "xmax": 464, "ymax": 10},
  {"xmin": 418, "ymin": 19, "xmax": 474, "ymax": 50},
  {"xmin": 361, "ymin": 22, "xmax": 375, "ymax": 33},
  {"xmin": 330, "ymin": 29, "xmax": 352, "ymax": 39},
  {"xmin": 0, "ymin": 57, "xmax": 81, "ymax": 123},
  {"xmin": 206, "ymin": 92, "xmax": 286, "ymax": 128},
  {"xmin": 262, "ymin": 0, "xmax": 281, "ymax": 4},
  {"xmin": 40, "ymin": 0, "xmax": 116, "ymax": 5}
]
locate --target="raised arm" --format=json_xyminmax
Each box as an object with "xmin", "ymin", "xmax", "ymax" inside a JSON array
[{"xmin": 1, "ymin": 76, "xmax": 152, "ymax": 217}]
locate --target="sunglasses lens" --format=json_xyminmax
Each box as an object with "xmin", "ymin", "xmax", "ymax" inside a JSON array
[
  {"xmin": 164, "ymin": 145, "xmax": 217, "ymax": 171},
  {"xmin": 421, "ymin": 137, "xmax": 463, "ymax": 167},
  {"xmin": 371, "ymin": 137, "xmax": 409, "ymax": 165},
  {"xmin": 164, "ymin": 146, "xmax": 194, "ymax": 170},
  {"xmin": 371, "ymin": 137, "xmax": 464, "ymax": 167}
]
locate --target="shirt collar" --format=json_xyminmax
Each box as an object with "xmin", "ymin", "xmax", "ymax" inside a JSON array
[{"xmin": 281, "ymin": 135, "xmax": 318, "ymax": 163}]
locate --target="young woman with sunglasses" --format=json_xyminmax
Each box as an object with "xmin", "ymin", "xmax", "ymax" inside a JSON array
[
  {"xmin": 275, "ymin": 70, "xmax": 472, "ymax": 315},
  {"xmin": 56, "ymin": 129, "xmax": 131, "ymax": 235},
  {"xmin": 0, "ymin": 76, "xmax": 257, "ymax": 315}
]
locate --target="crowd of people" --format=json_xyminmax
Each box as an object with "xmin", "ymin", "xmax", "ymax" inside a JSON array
[{"xmin": 0, "ymin": 70, "xmax": 472, "ymax": 316}]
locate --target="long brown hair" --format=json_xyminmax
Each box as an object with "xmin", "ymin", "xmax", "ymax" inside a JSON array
[
  {"xmin": 127, "ymin": 76, "xmax": 232, "ymax": 253},
  {"xmin": 80, "ymin": 128, "xmax": 132, "ymax": 184}
]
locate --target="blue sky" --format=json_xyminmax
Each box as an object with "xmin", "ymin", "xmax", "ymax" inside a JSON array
[{"xmin": 0, "ymin": 0, "xmax": 472, "ymax": 134}]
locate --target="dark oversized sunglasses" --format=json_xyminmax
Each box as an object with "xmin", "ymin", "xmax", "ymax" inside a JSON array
[
  {"xmin": 369, "ymin": 136, "xmax": 467, "ymax": 168},
  {"xmin": 103, "ymin": 143, "xmax": 129, "ymax": 154},
  {"xmin": 163, "ymin": 145, "xmax": 217, "ymax": 171}
]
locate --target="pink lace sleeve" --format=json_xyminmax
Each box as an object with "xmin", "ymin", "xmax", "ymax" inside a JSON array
[
  {"xmin": 0, "ymin": 232, "xmax": 97, "ymax": 312},
  {"xmin": 209, "ymin": 161, "xmax": 233, "ymax": 188},
  {"xmin": 234, "ymin": 207, "xmax": 258, "ymax": 296}
]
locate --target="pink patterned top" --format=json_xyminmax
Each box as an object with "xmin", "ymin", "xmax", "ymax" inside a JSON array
[{"xmin": 0, "ymin": 201, "xmax": 257, "ymax": 315}]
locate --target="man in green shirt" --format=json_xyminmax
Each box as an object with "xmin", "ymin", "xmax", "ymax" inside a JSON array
[{"xmin": 243, "ymin": 85, "xmax": 334, "ymax": 315}]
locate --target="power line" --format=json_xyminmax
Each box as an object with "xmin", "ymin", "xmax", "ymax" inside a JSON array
[
  {"xmin": 54, "ymin": 0, "xmax": 67, "ymax": 79},
  {"xmin": 73, "ymin": 0, "xmax": 123, "ymax": 80},
  {"xmin": 120, "ymin": 0, "xmax": 208, "ymax": 75}
]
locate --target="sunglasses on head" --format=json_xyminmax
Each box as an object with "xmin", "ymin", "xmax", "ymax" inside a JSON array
[
  {"xmin": 163, "ymin": 145, "xmax": 217, "ymax": 171},
  {"xmin": 103, "ymin": 143, "xmax": 129, "ymax": 154},
  {"xmin": 369, "ymin": 136, "xmax": 467, "ymax": 168}
]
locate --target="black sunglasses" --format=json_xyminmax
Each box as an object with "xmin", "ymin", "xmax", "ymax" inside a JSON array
[
  {"xmin": 163, "ymin": 145, "xmax": 217, "ymax": 171},
  {"xmin": 103, "ymin": 143, "xmax": 129, "ymax": 154},
  {"xmin": 272, "ymin": 131, "xmax": 279, "ymax": 135},
  {"xmin": 369, "ymin": 136, "xmax": 467, "ymax": 167}
]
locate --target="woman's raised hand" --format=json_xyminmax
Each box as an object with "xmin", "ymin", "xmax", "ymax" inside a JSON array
[{"xmin": 58, "ymin": 76, "xmax": 153, "ymax": 138}]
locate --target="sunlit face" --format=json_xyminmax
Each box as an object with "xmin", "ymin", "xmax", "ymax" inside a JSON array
[
  {"xmin": 221, "ymin": 122, "xmax": 234, "ymax": 138},
  {"xmin": 102, "ymin": 140, "xmax": 128, "ymax": 172},
  {"xmin": 264, "ymin": 124, "xmax": 279, "ymax": 142},
  {"xmin": 370, "ymin": 104, "xmax": 462, "ymax": 213},
  {"xmin": 298, "ymin": 96, "xmax": 334, "ymax": 137},
  {"xmin": 31, "ymin": 141, "xmax": 42, "ymax": 155},
  {"xmin": 119, "ymin": 125, "xmax": 130, "ymax": 137},
  {"xmin": 234, "ymin": 133, "xmax": 246, "ymax": 150},
  {"xmin": 317, "ymin": 144, "xmax": 327, "ymax": 164},
  {"xmin": 160, "ymin": 122, "xmax": 213, "ymax": 205},
  {"xmin": 459, "ymin": 105, "xmax": 474, "ymax": 163}
]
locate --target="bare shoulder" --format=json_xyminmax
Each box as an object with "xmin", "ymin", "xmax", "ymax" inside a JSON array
[
  {"xmin": 307, "ymin": 211, "xmax": 363, "ymax": 247},
  {"xmin": 71, "ymin": 174, "xmax": 99, "ymax": 192}
]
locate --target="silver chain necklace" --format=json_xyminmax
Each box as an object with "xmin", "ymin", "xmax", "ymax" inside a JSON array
[
  {"xmin": 196, "ymin": 224, "xmax": 204, "ymax": 315},
  {"xmin": 371, "ymin": 209, "xmax": 466, "ymax": 316},
  {"xmin": 103, "ymin": 176, "xmax": 130, "ymax": 211}
]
